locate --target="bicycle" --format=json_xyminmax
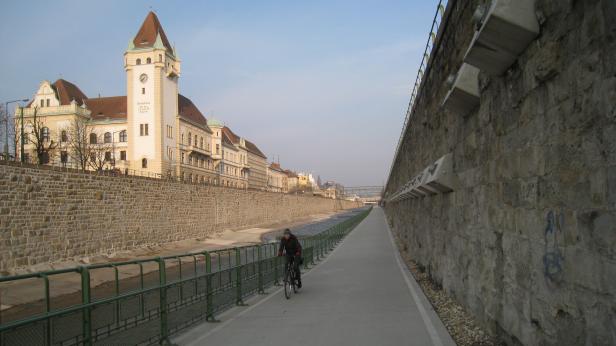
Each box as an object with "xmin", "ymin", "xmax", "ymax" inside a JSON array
[{"xmin": 284, "ymin": 257, "xmax": 299, "ymax": 299}]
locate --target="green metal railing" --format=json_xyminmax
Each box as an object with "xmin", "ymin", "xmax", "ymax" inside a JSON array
[{"xmin": 0, "ymin": 208, "xmax": 371, "ymax": 346}]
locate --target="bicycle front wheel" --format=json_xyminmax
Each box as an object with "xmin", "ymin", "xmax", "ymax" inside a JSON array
[{"xmin": 284, "ymin": 273, "xmax": 292, "ymax": 299}]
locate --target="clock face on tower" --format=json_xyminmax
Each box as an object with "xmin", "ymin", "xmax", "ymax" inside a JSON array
[{"xmin": 139, "ymin": 73, "xmax": 148, "ymax": 83}]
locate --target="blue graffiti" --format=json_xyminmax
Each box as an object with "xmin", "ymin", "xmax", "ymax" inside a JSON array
[{"xmin": 543, "ymin": 210, "xmax": 564, "ymax": 282}]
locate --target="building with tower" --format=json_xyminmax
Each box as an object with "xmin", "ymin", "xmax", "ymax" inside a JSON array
[{"xmin": 14, "ymin": 11, "xmax": 266, "ymax": 189}]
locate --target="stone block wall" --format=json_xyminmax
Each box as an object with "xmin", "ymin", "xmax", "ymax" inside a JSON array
[
  {"xmin": 0, "ymin": 163, "xmax": 359, "ymax": 272},
  {"xmin": 384, "ymin": 0, "xmax": 615, "ymax": 345}
]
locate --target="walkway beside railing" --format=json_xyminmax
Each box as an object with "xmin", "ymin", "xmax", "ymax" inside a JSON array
[
  {"xmin": 0, "ymin": 208, "xmax": 371, "ymax": 346},
  {"xmin": 174, "ymin": 207, "xmax": 454, "ymax": 346}
]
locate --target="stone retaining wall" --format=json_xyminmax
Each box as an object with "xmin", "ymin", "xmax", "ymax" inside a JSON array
[
  {"xmin": 384, "ymin": 0, "xmax": 615, "ymax": 345},
  {"xmin": 0, "ymin": 162, "xmax": 360, "ymax": 272}
]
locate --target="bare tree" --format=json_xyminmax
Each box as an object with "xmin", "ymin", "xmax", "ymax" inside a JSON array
[
  {"xmin": 28, "ymin": 107, "xmax": 58, "ymax": 164},
  {"xmin": 88, "ymin": 132, "xmax": 113, "ymax": 172},
  {"xmin": 64, "ymin": 116, "xmax": 93, "ymax": 171}
]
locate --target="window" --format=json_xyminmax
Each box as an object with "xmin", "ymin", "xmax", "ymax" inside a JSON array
[
  {"xmin": 189, "ymin": 156, "xmax": 193, "ymax": 165},
  {"xmin": 181, "ymin": 152, "xmax": 185, "ymax": 163},
  {"xmin": 194, "ymin": 135, "xmax": 197, "ymax": 147},
  {"xmin": 188, "ymin": 132, "xmax": 192, "ymax": 145},
  {"xmin": 142, "ymin": 158, "xmax": 147, "ymax": 168},
  {"xmin": 120, "ymin": 150, "xmax": 126, "ymax": 161},
  {"xmin": 104, "ymin": 151, "xmax": 112, "ymax": 161},
  {"xmin": 146, "ymin": 57, "xmax": 151, "ymax": 64},
  {"xmin": 140, "ymin": 124, "xmax": 148, "ymax": 136},
  {"xmin": 142, "ymin": 88, "xmax": 145, "ymax": 95},
  {"xmin": 41, "ymin": 127, "xmax": 50, "ymax": 142},
  {"xmin": 216, "ymin": 144, "xmax": 220, "ymax": 154},
  {"xmin": 104, "ymin": 132, "xmax": 112, "ymax": 143},
  {"xmin": 136, "ymin": 58, "xmax": 141, "ymax": 65},
  {"xmin": 90, "ymin": 153, "xmax": 96, "ymax": 163},
  {"xmin": 166, "ymin": 125, "xmax": 173, "ymax": 139},
  {"xmin": 61, "ymin": 130, "xmax": 68, "ymax": 142},
  {"xmin": 119, "ymin": 130, "xmax": 127, "ymax": 142},
  {"xmin": 181, "ymin": 133, "xmax": 184, "ymax": 144},
  {"xmin": 46, "ymin": 99, "xmax": 50, "ymax": 107},
  {"xmin": 40, "ymin": 99, "xmax": 44, "ymax": 107},
  {"xmin": 167, "ymin": 147, "xmax": 173, "ymax": 159},
  {"xmin": 60, "ymin": 151, "xmax": 68, "ymax": 163},
  {"xmin": 23, "ymin": 133, "xmax": 29, "ymax": 144},
  {"xmin": 89, "ymin": 133, "xmax": 97, "ymax": 144},
  {"xmin": 159, "ymin": 54, "xmax": 162, "ymax": 62}
]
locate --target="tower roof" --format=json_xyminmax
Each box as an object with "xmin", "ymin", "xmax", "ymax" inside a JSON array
[
  {"xmin": 208, "ymin": 118, "xmax": 224, "ymax": 127},
  {"xmin": 132, "ymin": 11, "xmax": 173, "ymax": 53}
]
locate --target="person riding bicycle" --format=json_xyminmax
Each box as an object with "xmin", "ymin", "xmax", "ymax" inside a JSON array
[{"xmin": 278, "ymin": 228, "xmax": 302, "ymax": 288}]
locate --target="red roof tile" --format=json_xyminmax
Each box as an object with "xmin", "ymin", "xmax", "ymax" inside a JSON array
[
  {"xmin": 178, "ymin": 94, "xmax": 209, "ymax": 130},
  {"xmin": 221, "ymin": 130, "xmax": 236, "ymax": 148},
  {"xmin": 222, "ymin": 126, "xmax": 240, "ymax": 144},
  {"xmin": 52, "ymin": 79, "xmax": 88, "ymax": 106},
  {"xmin": 88, "ymin": 96, "xmax": 127, "ymax": 120},
  {"xmin": 246, "ymin": 140, "xmax": 266, "ymax": 159}
]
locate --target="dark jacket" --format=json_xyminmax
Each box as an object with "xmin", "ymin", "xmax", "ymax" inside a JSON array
[{"xmin": 278, "ymin": 234, "xmax": 302, "ymax": 256}]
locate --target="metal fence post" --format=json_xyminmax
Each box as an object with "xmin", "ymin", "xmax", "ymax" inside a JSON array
[
  {"xmin": 257, "ymin": 245, "xmax": 264, "ymax": 294},
  {"xmin": 42, "ymin": 274, "xmax": 51, "ymax": 346},
  {"xmin": 204, "ymin": 252, "xmax": 217, "ymax": 322},
  {"xmin": 157, "ymin": 257, "xmax": 169, "ymax": 344},
  {"xmin": 80, "ymin": 266, "xmax": 92, "ymax": 346},
  {"xmin": 273, "ymin": 244, "xmax": 281, "ymax": 285},
  {"xmin": 235, "ymin": 248, "xmax": 244, "ymax": 305}
]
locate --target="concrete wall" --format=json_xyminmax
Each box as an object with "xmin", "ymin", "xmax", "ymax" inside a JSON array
[
  {"xmin": 0, "ymin": 162, "xmax": 359, "ymax": 273},
  {"xmin": 384, "ymin": 0, "xmax": 615, "ymax": 345}
]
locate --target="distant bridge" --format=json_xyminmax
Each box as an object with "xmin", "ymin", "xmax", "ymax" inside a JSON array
[{"xmin": 343, "ymin": 186, "xmax": 383, "ymax": 199}]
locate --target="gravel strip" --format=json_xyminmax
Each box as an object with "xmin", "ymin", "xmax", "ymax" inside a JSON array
[{"xmin": 393, "ymin": 233, "xmax": 504, "ymax": 346}]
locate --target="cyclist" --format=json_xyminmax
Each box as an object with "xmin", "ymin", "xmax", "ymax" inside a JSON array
[{"xmin": 278, "ymin": 228, "xmax": 302, "ymax": 288}]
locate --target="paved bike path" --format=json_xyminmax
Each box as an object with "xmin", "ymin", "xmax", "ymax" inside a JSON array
[{"xmin": 173, "ymin": 207, "xmax": 455, "ymax": 346}]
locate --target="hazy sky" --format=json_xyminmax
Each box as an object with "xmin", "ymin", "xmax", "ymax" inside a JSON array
[{"xmin": 0, "ymin": 0, "xmax": 438, "ymax": 186}]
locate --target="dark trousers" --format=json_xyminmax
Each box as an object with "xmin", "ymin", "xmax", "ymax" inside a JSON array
[{"xmin": 285, "ymin": 255, "xmax": 301, "ymax": 281}]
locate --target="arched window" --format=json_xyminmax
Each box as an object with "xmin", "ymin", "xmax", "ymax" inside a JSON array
[
  {"xmin": 89, "ymin": 133, "xmax": 97, "ymax": 144},
  {"xmin": 61, "ymin": 130, "xmax": 68, "ymax": 142},
  {"xmin": 136, "ymin": 58, "xmax": 141, "ymax": 65},
  {"xmin": 119, "ymin": 130, "xmax": 127, "ymax": 142},
  {"xmin": 188, "ymin": 132, "xmax": 192, "ymax": 145},
  {"xmin": 41, "ymin": 127, "xmax": 50, "ymax": 142},
  {"xmin": 142, "ymin": 158, "xmax": 147, "ymax": 168},
  {"xmin": 146, "ymin": 57, "xmax": 151, "ymax": 64},
  {"xmin": 104, "ymin": 132, "xmax": 112, "ymax": 143}
]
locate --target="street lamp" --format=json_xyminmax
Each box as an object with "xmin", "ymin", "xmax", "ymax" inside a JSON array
[{"xmin": 3, "ymin": 99, "xmax": 28, "ymax": 160}]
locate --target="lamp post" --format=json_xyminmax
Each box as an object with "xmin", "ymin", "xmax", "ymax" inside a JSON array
[{"xmin": 3, "ymin": 99, "xmax": 28, "ymax": 160}]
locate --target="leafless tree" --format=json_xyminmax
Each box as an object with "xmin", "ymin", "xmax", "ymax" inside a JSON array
[
  {"xmin": 63, "ymin": 116, "xmax": 93, "ymax": 171},
  {"xmin": 28, "ymin": 107, "xmax": 58, "ymax": 164},
  {"xmin": 87, "ymin": 132, "xmax": 113, "ymax": 172}
]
